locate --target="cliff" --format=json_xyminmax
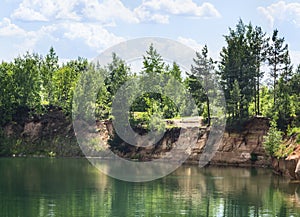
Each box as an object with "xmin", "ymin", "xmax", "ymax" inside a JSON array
[
  {"xmin": 208, "ymin": 117, "xmax": 270, "ymax": 167},
  {"xmin": 3, "ymin": 109, "xmax": 300, "ymax": 180},
  {"xmin": 272, "ymin": 134, "xmax": 300, "ymax": 180},
  {"xmin": 103, "ymin": 117, "xmax": 271, "ymax": 167}
]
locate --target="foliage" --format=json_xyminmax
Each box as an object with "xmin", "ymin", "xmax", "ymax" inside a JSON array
[
  {"xmin": 218, "ymin": 19, "xmax": 268, "ymax": 120},
  {"xmin": 267, "ymin": 29, "xmax": 289, "ymax": 106},
  {"xmin": 1, "ymin": 22, "xmax": 300, "ymax": 159},
  {"xmin": 263, "ymin": 120, "xmax": 283, "ymax": 157},
  {"xmin": 187, "ymin": 45, "xmax": 215, "ymax": 124}
]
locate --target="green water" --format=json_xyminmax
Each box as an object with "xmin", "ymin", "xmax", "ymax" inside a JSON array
[{"xmin": 0, "ymin": 158, "xmax": 300, "ymax": 217}]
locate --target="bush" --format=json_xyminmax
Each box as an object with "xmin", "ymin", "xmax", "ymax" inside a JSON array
[{"xmin": 263, "ymin": 120, "xmax": 283, "ymax": 157}]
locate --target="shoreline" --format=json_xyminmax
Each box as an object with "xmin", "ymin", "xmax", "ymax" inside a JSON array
[{"xmin": 1, "ymin": 112, "xmax": 299, "ymax": 180}]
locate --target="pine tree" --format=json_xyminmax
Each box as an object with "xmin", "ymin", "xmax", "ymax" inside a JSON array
[
  {"xmin": 267, "ymin": 29, "xmax": 289, "ymax": 107},
  {"xmin": 41, "ymin": 47, "xmax": 59, "ymax": 105},
  {"xmin": 247, "ymin": 25, "xmax": 268, "ymax": 115},
  {"xmin": 188, "ymin": 45, "xmax": 215, "ymax": 125},
  {"xmin": 219, "ymin": 19, "xmax": 269, "ymax": 120}
]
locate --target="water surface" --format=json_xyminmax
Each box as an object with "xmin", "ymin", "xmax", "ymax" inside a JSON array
[{"xmin": 0, "ymin": 158, "xmax": 300, "ymax": 217}]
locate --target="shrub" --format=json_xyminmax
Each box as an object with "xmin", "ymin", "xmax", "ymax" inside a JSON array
[{"xmin": 263, "ymin": 120, "xmax": 283, "ymax": 157}]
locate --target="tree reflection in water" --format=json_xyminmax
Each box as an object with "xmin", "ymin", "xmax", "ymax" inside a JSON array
[{"xmin": 0, "ymin": 158, "xmax": 299, "ymax": 217}]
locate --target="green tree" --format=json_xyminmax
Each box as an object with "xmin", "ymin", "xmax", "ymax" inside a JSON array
[
  {"xmin": 72, "ymin": 63, "xmax": 106, "ymax": 121},
  {"xmin": 219, "ymin": 20, "xmax": 251, "ymax": 119},
  {"xmin": 105, "ymin": 53, "xmax": 130, "ymax": 98},
  {"xmin": 219, "ymin": 19, "xmax": 268, "ymax": 120},
  {"xmin": 267, "ymin": 29, "xmax": 289, "ymax": 107},
  {"xmin": 263, "ymin": 120, "xmax": 282, "ymax": 157},
  {"xmin": 247, "ymin": 24, "xmax": 268, "ymax": 115},
  {"xmin": 0, "ymin": 62, "xmax": 16, "ymax": 124},
  {"xmin": 12, "ymin": 52, "xmax": 42, "ymax": 113},
  {"xmin": 41, "ymin": 47, "xmax": 59, "ymax": 105},
  {"xmin": 142, "ymin": 43, "xmax": 165, "ymax": 75},
  {"xmin": 103, "ymin": 53, "xmax": 131, "ymax": 119},
  {"xmin": 282, "ymin": 64, "xmax": 300, "ymax": 128},
  {"xmin": 52, "ymin": 58, "xmax": 88, "ymax": 114},
  {"xmin": 276, "ymin": 51, "xmax": 293, "ymax": 130},
  {"xmin": 229, "ymin": 79, "xmax": 241, "ymax": 119},
  {"xmin": 188, "ymin": 45, "xmax": 215, "ymax": 124}
]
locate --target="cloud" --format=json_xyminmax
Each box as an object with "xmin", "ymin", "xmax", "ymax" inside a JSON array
[
  {"xmin": 16, "ymin": 25, "xmax": 59, "ymax": 54},
  {"xmin": 258, "ymin": 1, "xmax": 300, "ymax": 28},
  {"xmin": 0, "ymin": 17, "xmax": 58, "ymax": 53},
  {"xmin": 11, "ymin": 0, "xmax": 220, "ymax": 25},
  {"xmin": 0, "ymin": 17, "xmax": 26, "ymax": 36},
  {"xmin": 177, "ymin": 36, "xmax": 203, "ymax": 52},
  {"xmin": 12, "ymin": 0, "xmax": 82, "ymax": 22},
  {"xmin": 11, "ymin": 0, "xmax": 137, "ymax": 24},
  {"xmin": 11, "ymin": 5, "xmax": 48, "ymax": 21},
  {"xmin": 134, "ymin": 5, "xmax": 169, "ymax": 24},
  {"xmin": 3, "ymin": 0, "xmax": 221, "ymax": 60},
  {"xmin": 290, "ymin": 50, "xmax": 300, "ymax": 66},
  {"xmin": 135, "ymin": 0, "xmax": 221, "ymax": 23},
  {"xmin": 81, "ymin": 0, "xmax": 138, "ymax": 23},
  {"xmin": 63, "ymin": 22, "xmax": 125, "ymax": 51},
  {"xmin": 177, "ymin": 36, "xmax": 220, "ymax": 61}
]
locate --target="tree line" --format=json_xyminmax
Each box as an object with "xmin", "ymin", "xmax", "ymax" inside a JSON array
[
  {"xmin": 218, "ymin": 19, "xmax": 300, "ymax": 132},
  {"xmin": 1, "ymin": 19, "xmax": 300, "ymax": 135}
]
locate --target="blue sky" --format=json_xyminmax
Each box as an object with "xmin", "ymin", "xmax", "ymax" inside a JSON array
[{"xmin": 0, "ymin": 0, "xmax": 300, "ymax": 66}]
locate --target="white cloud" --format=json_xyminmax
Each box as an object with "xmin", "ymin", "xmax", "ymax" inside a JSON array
[
  {"xmin": 258, "ymin": 1, "xmax": 300, "ymax": 28},
  {"xmin": 12, "ymin": 0, "xmax": 82, "ymax": 21},
  {"xmin": 11, "ymin": 4, "xmax": 48, "ymax": 21},
  {"xmin": 82, "ymin": 0, "xmax": 138, "ymax": 23},
  {"xmin": 16, "ymin": 25, "xmax": 58, "ymax": 54},
  {"xmin": 177, "ymin": 36, "xmax": 220, "ymax": 61},
  {"xmin": 11, "ymin": 0, "xmax": 220, "ymax": 25},
  {"xmin": 0, "ymin": 17, "xmax": 26, "ymax": 36},
  {"xmin": 290, "ymin": 50, "xmax": 300, "ymax": 66},
  {"xmin": 134, "ymin": 5, "xmax": 169, "ymax": 24},
  {"xmin": 11, "ymin": 0, "xmax": 137, "ymax": 24},
  {"xmin": 177, "ymin": 36, "xmax": 203, "ymax": 52},
  {"xmin": 135, "ymin": 0, "xmax": 221, "ymax": 23},
  {"xmin": 63, "ymin": 22, "xmax": 125, "ymax": 51}
]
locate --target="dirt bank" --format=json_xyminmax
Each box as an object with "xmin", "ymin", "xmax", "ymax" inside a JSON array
[{"xmin": 2, "ymin": 109, "xmax": 300, "ymax": 180}]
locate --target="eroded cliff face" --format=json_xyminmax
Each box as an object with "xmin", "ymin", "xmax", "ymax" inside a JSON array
[
  {"xmin": 104, "ymin": 117, "xmax": 271, "ymax": 167},
  {"xmin": 3, "ymin": 108, "xmax": 81, "ymax": 157},
  {"xmin": 272, "ymin": 135, "xmax": 300, "ymax": 180},
  {"xmin": 5, "ymin": 111, "xmax": 300, "ymax": 180},
  {"xmin": 207, "ymin": 117, "xmax": 270, "ymax": 167}
]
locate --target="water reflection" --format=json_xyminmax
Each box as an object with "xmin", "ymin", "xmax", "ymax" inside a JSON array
[{"xmin": 0, "ymin": 158, "xmax": 300, "ymax": 216}]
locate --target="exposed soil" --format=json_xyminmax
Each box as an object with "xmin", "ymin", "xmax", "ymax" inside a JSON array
[{"xmin": 3, "ymin": 109, "xmax": 300, "ymax": 180}]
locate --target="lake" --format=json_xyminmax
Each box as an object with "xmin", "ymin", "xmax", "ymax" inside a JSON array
[{"xmin": 0, "ymin": 158, "xmax": 300, "ymax": 217}]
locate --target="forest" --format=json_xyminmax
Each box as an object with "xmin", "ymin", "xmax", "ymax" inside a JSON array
[{"xmin": 0, "ymin": 19, "xmax": 300, "ymax": 158}]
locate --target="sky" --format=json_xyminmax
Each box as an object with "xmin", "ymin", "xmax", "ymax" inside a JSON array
[{"xmin": 1, "ymin": 0, "xmax": 300, "ymax": 66}]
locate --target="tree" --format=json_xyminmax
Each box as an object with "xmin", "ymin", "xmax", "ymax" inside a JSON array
[
  {"xmin": 219, "ymin": 19, "xmax": 268, "ymax": 120},
  {"xmin": 219, "ymin": 20, "xmax": 254, "ymax": 119},
  {"xmin": 0, "ymin": 62, "xmax": 16, "ymax": 124},
  {"xmin": 229, "ymin": 80, "xmax": 241, "ymax": 119},
  {"xmin": 289, "ymin": 65, "xmax": 300, "ymax": 127},
  {"xmin": 12, "ymin": 52, "xmax": 42, "ymax": 113},
  {"xmin": 168, "ymin": 62, "xmax": 182, "ymax": 82},
  {"xmin": 276, "ymin": 50, "xmax": 293, "ymax": 130},
  {"xmin": 41, "ymin": 47, "xmax": 59, "ymax": 105},
  {"xmin": 142, "ymin": 43, "xmax": 165, "ymax": 75},
  {"xmin": 188, "ymin": 45, "xmax": 215, "ymax": 124},
  {"xmin": 52, "ymin": 57, "xmax": 88, "ymax": 114},
  {"xmin": 267, "ymin": 29, "xmax": 289, "ymax": 106},
  {"xmin": 247, "ymin": 25, "xmax": 268, "ymax": 115},
  {"xmin": 263, "ymin": 120, "xmax": 282, "ymax": 157},
  {"xmin": 73, "ymin": 63, "xmax": 108, "ymax": 121},
  {"xmin": 163, "ymin": 62, "xmax": 183, "ymax": 118},
  {"xmin": 105, "ymin": 53, "xmax": 130, "ymax": 98}
]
